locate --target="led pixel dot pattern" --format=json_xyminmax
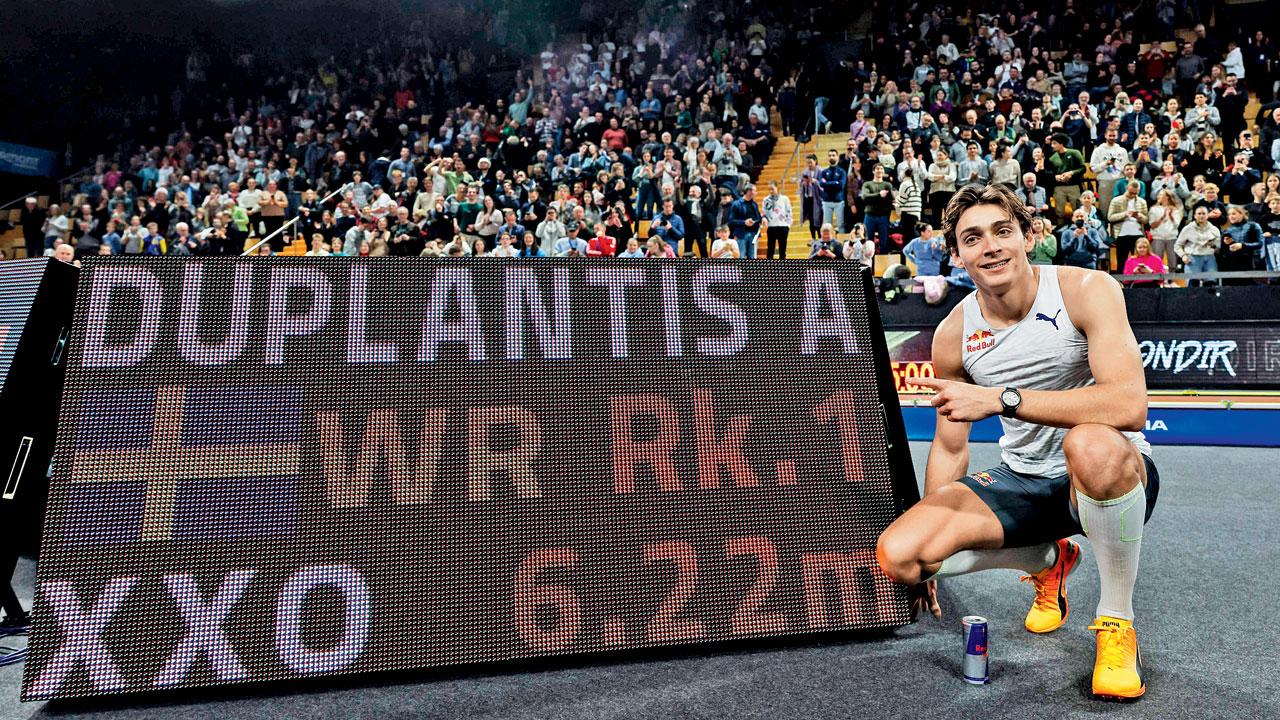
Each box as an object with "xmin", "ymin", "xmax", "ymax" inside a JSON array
[{"xmin": 24, "ymin": 257, "xmax": 915, "ymax": 700}]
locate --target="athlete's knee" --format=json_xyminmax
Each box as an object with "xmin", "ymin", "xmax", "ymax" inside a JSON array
[
  {"xmin": 876, "ymin": 526, "xmax": 925, "ymax": 586},
  {"xmin": 1064, "ymin": 423, "xmax": 1140, "ymax": 498}
]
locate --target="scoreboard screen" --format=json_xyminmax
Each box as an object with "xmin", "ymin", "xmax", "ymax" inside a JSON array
[{"xmin": 24, "ymin": 257, "xmax": 917, "ymax": 700}]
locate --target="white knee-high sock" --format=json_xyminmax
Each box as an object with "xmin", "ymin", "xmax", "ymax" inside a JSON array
[
  {"xmin": 927, "ymin": 543, "xmax": 1057, "ymax": 580},
  {"xmin": 1077, "ymin": 483, "xmax": 1145, "ymax": 621}
]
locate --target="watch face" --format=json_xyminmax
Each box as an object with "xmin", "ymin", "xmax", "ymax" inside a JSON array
[{"xmin": 1001, "ymin": 388, "xmax": 1019, "ymax": 406}]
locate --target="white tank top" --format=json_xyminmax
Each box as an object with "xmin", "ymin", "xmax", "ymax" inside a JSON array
[{"xmin": 960, "ymin": 265, "xmax": 1150, "ymax": 476}]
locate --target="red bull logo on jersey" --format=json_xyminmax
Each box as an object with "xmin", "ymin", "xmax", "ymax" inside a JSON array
[{"xmin": 964, "ymin": 329, "xmax": 996, "ymax": 354}]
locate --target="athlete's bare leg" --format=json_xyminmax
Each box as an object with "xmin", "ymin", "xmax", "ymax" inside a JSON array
[
  {"xmin": 876, "ymin": 482, "xmax": 1005, "ymax": 587},
  {"xmin": 1064, "ymin": 423, "xmax": 1149, "ymax": 507}
]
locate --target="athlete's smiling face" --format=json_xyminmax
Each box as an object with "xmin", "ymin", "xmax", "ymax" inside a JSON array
[{"xmin": 951, "ymin": 203, "xmax": 1034, "ymax": 289}]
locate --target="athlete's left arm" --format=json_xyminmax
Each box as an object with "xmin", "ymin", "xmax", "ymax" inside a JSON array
[
  {"xmin": 1013, "ymin": 268, "xmax": 1148, "ymax": 431},
  {"xmin": 921, "ymin": 269, "xmax": 1148, "ymax": 431}
]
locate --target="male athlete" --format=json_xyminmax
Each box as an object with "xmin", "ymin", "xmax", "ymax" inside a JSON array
[{"xmin": 876, "ymin": 183, "xmax": 1158, "ymax": 700}]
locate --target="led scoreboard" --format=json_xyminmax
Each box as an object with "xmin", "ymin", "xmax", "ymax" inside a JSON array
[{"xmin": 24, "ymin": 258, "xmax": 917, "ymax": 700}]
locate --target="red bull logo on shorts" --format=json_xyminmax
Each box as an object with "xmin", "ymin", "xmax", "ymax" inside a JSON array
[{"xmin": 970, "ymin": 471, "xmax": 996, "ymax": 487}]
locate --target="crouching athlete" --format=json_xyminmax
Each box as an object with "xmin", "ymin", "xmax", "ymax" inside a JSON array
[{"xmin": 876, "ymin": 183, "xmax": 1158, "ymax": 701}]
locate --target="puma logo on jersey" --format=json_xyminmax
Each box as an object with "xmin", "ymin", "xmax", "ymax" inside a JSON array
[{"xmin": 1035, "ymin": 309, "xmax": 1062, "ymax": 330}]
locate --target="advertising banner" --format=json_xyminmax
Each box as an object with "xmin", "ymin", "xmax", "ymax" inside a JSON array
[
  {"xmin": 885, "ymin": 323, "xmax": 1280, "ymax": 390},
  {"xmin": 0, "ymin": 141, "xmax": 58, "ymax": 177}
]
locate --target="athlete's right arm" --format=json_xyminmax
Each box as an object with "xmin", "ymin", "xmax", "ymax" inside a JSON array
[{"xmin": 923, "ymin": 306, "xmax": 972, "ymax": 496}]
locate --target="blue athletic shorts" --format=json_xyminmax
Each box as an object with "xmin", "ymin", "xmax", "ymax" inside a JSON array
[{"xmin": 956, "ymin": 455, "xmax": 1160, "ymax": 548}]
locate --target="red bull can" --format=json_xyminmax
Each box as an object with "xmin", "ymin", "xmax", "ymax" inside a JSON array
[{"xmin": 962, "ymin": 616, "xmax": 989, "ymax": 684}]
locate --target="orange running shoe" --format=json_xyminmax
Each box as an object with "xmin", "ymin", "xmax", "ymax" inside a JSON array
[
  {"xmin": 1088, "ymin": 616, "xmax": 1146, "ymax": 700},
  {"xmin": 1021, "ymin": 538, "xmax": 1081, "ymax": 633}
]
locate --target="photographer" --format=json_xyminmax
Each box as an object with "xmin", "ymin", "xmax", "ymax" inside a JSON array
[
  {"xmin": 1220, "ymin": 153, "xmax": 1261, "ymax": 205},
  {"xmin": 1058, "ymin": 208, "xmax": 1107, "ymax": 268},
  {"xmin": 808, "ymin": 223, "xmax": 840, "ymax": 260},
  {"xmin": 650, "ymin": 197, "xmax": 686, "ymax": 251},
  {"xmin": 553, "ymin": 222, "xmax": 589, "ymax": 257}
]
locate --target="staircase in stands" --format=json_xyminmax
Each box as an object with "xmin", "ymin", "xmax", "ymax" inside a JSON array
[{"xmin": 755, "ymin": 131, "xmax": 850, "ymax": 258}]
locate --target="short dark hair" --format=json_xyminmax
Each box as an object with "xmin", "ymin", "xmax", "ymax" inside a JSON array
[
  {"xmin": 941, "ymin": 183, "xmax": 1034, "ymax": 254},
  {"xmin": 1050, "ymin": 133, "xmax": 1070, "ymax": 147}
]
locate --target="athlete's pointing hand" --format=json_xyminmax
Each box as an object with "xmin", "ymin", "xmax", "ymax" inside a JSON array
[{"xmin": 915, "ymin": 377, "xmax": 1002, "ymax": 422}]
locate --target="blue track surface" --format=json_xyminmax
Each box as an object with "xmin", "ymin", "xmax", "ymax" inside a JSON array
[{"xmin": 900, "ymin": 406, "xmax": 1280, "ymax": 447}]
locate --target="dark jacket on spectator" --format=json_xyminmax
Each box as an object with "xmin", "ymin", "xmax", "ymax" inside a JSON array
[{"xmin": 728, "ymin": 197, "xmax": 762, "ymax": 241}]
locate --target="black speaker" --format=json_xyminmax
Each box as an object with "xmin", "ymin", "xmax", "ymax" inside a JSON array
[{"xmin": 0, "ymin": 259, "xmax": 77, "ymax": 566}]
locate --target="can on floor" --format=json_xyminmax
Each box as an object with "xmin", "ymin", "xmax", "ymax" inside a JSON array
[{"xmin": 962, "ymin": 615, "xmax": 990, "ymax": 684}]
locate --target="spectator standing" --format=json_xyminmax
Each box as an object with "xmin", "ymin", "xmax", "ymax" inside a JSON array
[
  {"xmin": 1183, "ymin": 92, "xmax": 1221, "ymax": 145},
  {"xmin": 1090, "ymin": 127, "xmax": 1129, "ymax": 209},
  {"xmin": 926, "ymin": 150, "xmax": 957, "ymax": 224},
  {"xmin": 762, "ymin": 181, "xmax": 793, "ymax": 259},
  {"xmin": 860, "ymin": 164, "xmax": 895, "ymax": 253},
  {"xmin": 1187, "ymin": 134, "xmax": 1227, "ymax": 186},
  {"xmin": 19, "ymin": 197, "xmax": 46, "ymax": 259},
  {"xmin": 1107, "ymin": 181, "xmax": 1149, "ymax": 269},
  {"xmin": 652, "ymin": 198, "xmax": 686, "ymax": 252},
  {"xmin": 1122, "ymin": 238, "xmax": 1167, "ymax": 286},
  {"xmin": 1151, "ymin": 162, "xmax": 1191, "ymax": 207},
  {"xmin": 1059, "ymin": 208, "xmax": 1107, "ymax": 268},
  {"xmin": 798, "ymin": 154, "xmax": 824, "ymax": 240},
  {"xmin": 1175, "ymin": 44, "xmax": 1207, "ymax": 104},
  {"xmin": 1027, "ymin": 217, "xmax": 1058, "ymax": 265},
  {"xmin": 1176, "ymin": 205, "xmax": 1223, "ymax": 285},
  {"xmin": 1018, "ymin": 173, "xmax": 1050, "ymax": 217},
  {"xmin": 956, "ymin": 143, "xmax": 990, "ymax": 187},
  {"xmin": 42, "ymin": 204, "xmax": 69, "ymax": 252},
  {"xmin": 681, "ymin": 186, "xmax": 708, "ymax": 257},
  {"xmin": 72, "ymin": 219, "xmax": 101, "ymax": 259},
  {"xmin": 1148, "ymin": 190, "xmax": 1184, "ymax": 268},
  {"xmin": 1259, "ymin": 194, "xmax": 1280, "ymax": 270},
  {"xmin": 1217, "ymin": 77, "xmax": 1248, "ymax": 152},
  {"xmin": 1193, "ymin": 183, "xmax": 1229, "ymax": 227},
  {"xmin": 260, "ymin": 180, "xmax": 288, "ymax": 248},
  {"xmin": 729, "ymin": 185, "xmax": 764, "ymax": 259},
  {"xmin": 818, "ymin": 150, "xmax": 847, "ymax": 232},
  {"xmin": 1049, "ymin": 134, "xmax": 1087, "ymax": 219},
  {"xmin": 902, "ymin": 224, "xmax": 946, "ymax": 275},
  {"xmin": 1220, "ymin": 154, "xmax": 1261, "ymax": 205},
  {"xmin": 1219, "ymin": 206, "xmax": 1263, "ymax": 282},
  {"xmin": 536, "ymin": 206, "xmax": 566, "ymax": 250},
  {"xmin": 895, "ymin": 169, "xmax": 922, "ymax": 243},
  {"xmin": 237, "ymin": 178, "xmax": 264, "ymax": 235},
  {"xmin": 989, "ymin": 144, "xmax": 1021, "ymax": 188}
]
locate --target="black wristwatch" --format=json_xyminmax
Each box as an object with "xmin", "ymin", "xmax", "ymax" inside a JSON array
[{"xmin": 1000, "ymin": 387, "xmax": 1022, "ymax": 418}]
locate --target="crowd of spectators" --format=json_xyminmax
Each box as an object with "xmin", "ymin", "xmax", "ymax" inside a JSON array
[
  {"xmin": 793, "ymin": 1, "xmax": 1280, "ymax": 281},
  {"xmin": 11, "ymin": 1, "xmax": 1280, "ymax": 284},
  {"xmin": 16, "ymin": 0, "xmax": 842, "ymax": 264}
]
